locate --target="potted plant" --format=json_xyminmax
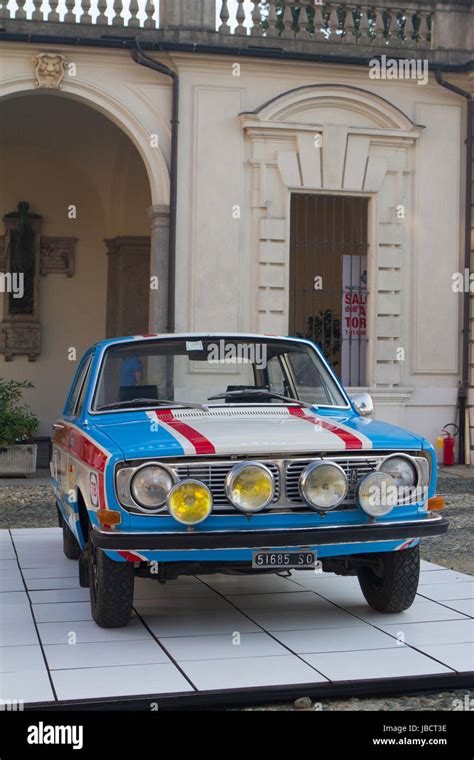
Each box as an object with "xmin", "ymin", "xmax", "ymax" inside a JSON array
[{"xmin": 0, "ymin": 379, "xmax": 38, "ymax": 476}]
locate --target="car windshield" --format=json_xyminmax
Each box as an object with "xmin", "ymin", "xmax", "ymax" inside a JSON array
[{"xmin": 92, "ymin": 337, "xmax": 347, "ymax": 411}]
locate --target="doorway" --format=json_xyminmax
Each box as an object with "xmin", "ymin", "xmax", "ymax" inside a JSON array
[{"xmin": 289, "ymin": 194, "xmax": 369, "ymax": 386}]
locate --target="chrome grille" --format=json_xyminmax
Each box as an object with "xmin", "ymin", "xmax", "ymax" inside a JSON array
[
  {"xmin": 173, "ymin": 461, "xmax": 281, "ymax": 508},
  {"xmin": 286, "ymin": 457, "xmax": 382, "ymax": 505},
  {"xmin": 118, "ymin": 453, "xmax": 401, "ymax": 516}
]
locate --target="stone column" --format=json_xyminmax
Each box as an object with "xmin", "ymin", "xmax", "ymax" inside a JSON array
[
  {"xmin": 147, "ymin": 205, "xmax": 173, "ymax": 399},
  {"xmin": 159, "ymin": 0, "xmax": 216, "ymax": 30},
  {"xmin": 433, "ymin": 1, "xmax": 474, "ymax": 53},
  {"xmin": 148, "ymin": 204, "xmax": 170, "ymax": 334}
]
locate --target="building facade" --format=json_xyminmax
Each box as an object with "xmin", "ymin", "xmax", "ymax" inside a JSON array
[{"xmin": 0, "ymin": 0, "xmax": 472, "ymax": 460}]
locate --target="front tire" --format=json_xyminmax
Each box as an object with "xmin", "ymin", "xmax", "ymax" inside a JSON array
[
  {"xmin": 61, "ymin": 514, "xmax": 81, "ymax": 560},
  {"xmin": 89, "ymin": 545, "xmax": 134, "ymax": 628},
  {"xmin": 357, "ymin": 544, "xmax": 420, "ymax": 613},
  {"xmin": 78, "ymin": 545, "xmax": 90, "ymax": 588}
]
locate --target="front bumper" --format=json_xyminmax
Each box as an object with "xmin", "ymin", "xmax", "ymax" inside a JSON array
[{"xmin": 91, "ymin": 513, "xmax": 448, "ymax": 552}]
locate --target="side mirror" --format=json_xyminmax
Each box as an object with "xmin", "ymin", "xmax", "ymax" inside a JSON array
[{"xmin": 351, "ymin": 392, "xmax": 373, "ymax": 417}]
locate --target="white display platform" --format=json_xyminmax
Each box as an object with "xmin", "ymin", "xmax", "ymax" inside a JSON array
[{"xmin": 0, "ymin": 528, "xmax": 472, "ymax": 709}]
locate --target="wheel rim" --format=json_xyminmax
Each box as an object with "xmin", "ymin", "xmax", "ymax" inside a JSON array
[{"xmin": 362, "ymin": 566, "xmax": 384, "ymax": 591}]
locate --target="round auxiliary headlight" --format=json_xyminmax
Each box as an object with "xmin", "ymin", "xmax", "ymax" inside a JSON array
[
  {"xmin": 299, "ymin": 461, "xmax": 348, "ymax": 511},
  {"xmin": 357, "ymin": 471, "xmax": 397, "ymax": 517},
  {"xmin": 131, "ymin": 465, "xmax": 174, "ymax": 510},
  {"xmin": 378, "ymin": 455, "xmax": 417, "ymax": 489},
  {"xmin": 225, "ymin": 462, "xmax": 275, "ymax": 513},
  {"xmin": 167, "ymin": 480, "xmax": 213, "ymax": 525}
]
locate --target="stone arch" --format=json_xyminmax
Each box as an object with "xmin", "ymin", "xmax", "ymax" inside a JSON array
[
  {"xmin": 245, "ymin": 83, "xmax": 419, "ymax": 132},
  {"xmin": 0, "ymin": 75, "xmax": 170, "ymax": 206}
]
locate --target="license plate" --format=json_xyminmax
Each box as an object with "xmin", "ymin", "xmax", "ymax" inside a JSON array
[{"xmin": 252, "ymin": 550, "xmax": 317, "ymax": 569}]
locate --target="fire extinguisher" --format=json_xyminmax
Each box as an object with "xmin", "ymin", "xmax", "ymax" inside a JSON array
[{"xmin": 437, "ymin": 424, "xmax": 459, "ymax": 466}]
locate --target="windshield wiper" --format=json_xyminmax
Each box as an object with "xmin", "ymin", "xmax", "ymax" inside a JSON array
[
  {"xmin": 96, "ymin": 399, "xmax": 209, "ymax": 412},
  {"xmin": 207, "ymin": 389, "xmax": 317, "ymax": 409}
]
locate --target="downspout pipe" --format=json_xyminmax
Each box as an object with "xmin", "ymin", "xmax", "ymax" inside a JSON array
[
  {"xmin": 131, "ymin": 38, "xmax": 178, "ymax": 334},
  {"xmin": 435, "ymin": 69, "xmax": 473, "ymax": 465}
]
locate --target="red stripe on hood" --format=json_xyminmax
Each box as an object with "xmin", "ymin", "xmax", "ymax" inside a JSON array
[
  {"xmin": 154, "ymin": 409, "xmax": 216, "ymax": 455},
  {"xmin": 288, "ymin": 407, "xmax": 363, "ymax": 450}
]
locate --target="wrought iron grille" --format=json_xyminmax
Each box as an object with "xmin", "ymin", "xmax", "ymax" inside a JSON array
[{"xmin": 289, "ymin": 194, "xmax": 369, "ymax": 387}]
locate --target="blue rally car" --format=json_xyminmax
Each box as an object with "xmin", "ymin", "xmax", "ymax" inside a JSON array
[{"xmin": 52, "ymin": 333, "xmax": 448, "ymax": 627}]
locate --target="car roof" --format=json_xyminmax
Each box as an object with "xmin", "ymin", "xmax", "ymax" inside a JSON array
[{"xmin": 93, "ymin": 333, "xmax": 312, "ymax": 350}]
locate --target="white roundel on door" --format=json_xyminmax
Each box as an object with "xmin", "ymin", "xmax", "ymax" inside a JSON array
[{"xmin": 90, "ymin": 472, "xmax": 99, "ymax": 507}]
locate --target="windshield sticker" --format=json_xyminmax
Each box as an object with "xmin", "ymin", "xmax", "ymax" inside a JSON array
[{"xmin": 186, "ymin": 341, "xmax": 203, "ymax": 351}]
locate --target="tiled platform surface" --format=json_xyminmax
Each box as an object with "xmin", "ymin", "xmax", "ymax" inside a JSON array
[{"xmin": 0, "ymin": 528, "xmax": 473, "ymax": 708}]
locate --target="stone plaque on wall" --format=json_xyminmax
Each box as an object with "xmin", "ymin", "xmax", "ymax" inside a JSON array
[
  {"xmin": 40, "ymin": 237, "xmax": 76, "ymax": 277},
  {"xmin": 0, "ymin": 322, "xmax": 41, "ymax": 362}
]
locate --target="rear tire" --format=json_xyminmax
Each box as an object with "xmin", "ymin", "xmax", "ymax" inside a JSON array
[
  {"xmin": 61, "ymin": 514, "xmax": 81, "ymax": 560},
  {"xmin": 89, "ymin": 545, "xmax": 134, "ymax": 628},
  {"xmin": 357, "ymin": 544, "xmax": 420, "ymax": 613}
]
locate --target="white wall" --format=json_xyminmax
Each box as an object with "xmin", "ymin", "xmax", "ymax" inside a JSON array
[{"xmin": 172, "ymin": 55, "xmax": 464, "ymax": 448}]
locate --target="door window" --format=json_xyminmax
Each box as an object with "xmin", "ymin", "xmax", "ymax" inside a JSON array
[{"xmin": 65, "ymin": 355, "xmax": 93, "ymax": 416}]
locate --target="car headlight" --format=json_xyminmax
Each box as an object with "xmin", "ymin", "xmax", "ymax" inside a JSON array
[
  {"xmin": 131, "ymin": 465, "xmax": 174, "ymax": 510},
  {"xmin": 378, "ymin": 455, "xmax": 417, "ymax": 489},
  {"xmin": 167, "ymin": 480, "xmax": 213, "ymax": 525},
  {"xmin": 225, "ymin": 462, "xmax": 275, "ymax": 513},
  {"xmin": 299, "ymin": 461, "xmax": 348, "ymax": 511},
  {"xmin": 358, "ymin": 471, "xmax": 397, "ymax": 517}
]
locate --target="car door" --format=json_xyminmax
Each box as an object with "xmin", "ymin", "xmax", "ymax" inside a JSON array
[{"xmin": 53, "ymin": 352, "xmax": 94, "ymax": 516}]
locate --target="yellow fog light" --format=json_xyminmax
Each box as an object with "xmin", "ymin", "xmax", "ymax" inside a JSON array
[
  {"xmin": 167, "ymin": 480, "xmax": 213, "ymax": 525},
  {"xmin": 225, "ymin": 462, "xmax": 275, "ymax": 513}
]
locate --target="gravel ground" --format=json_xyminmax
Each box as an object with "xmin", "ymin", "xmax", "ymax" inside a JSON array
[
  {"xmin": 0, "ymin": 484, "xmax": 57, "ymax": 530},
  {"xmin": 0, "ymin": 473, "xmax": 472, "ymax": 712}
]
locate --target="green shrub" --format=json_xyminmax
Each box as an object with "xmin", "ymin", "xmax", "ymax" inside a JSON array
[{"xmin": 0, "ymin": 379, "xmax": 38, "ymax": 447}]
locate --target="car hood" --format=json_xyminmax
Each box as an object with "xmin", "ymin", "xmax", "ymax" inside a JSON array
[{"xmin": 92, "ymin": 406, "xmax": 426, "ymax": 459}]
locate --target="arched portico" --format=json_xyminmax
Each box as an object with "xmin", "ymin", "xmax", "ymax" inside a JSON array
[
  {"xmin": 0, "ymin": 45, "xmax": 173, "ymax": 346},
  {"xmin": 0, "ymin": 77, "xmax": 171, "ymax": 433},
  {"xmin": 0, "ymin": 78, "xmax": 170, "ymax": 207}
]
